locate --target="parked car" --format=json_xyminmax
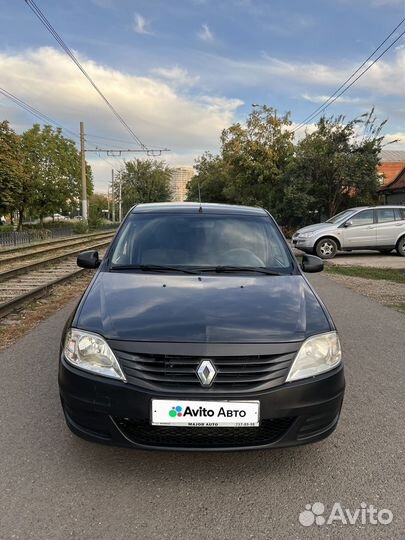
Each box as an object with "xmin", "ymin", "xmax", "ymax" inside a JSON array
[
  {"xmin": 52, "ymin": 213, "xmax": 69, "ymax": 221},
  {"xmin": 59, "ymin": 203, "xmax": 345, "ymax": 450},
  {"xmin": 292, "ymin": 205, "xmax": 405, "ymax": 259}
]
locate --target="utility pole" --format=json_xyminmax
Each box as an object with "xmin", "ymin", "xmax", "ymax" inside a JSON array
[
  {"xmin": 118, "ymin": 171, "xmax": 122, "ymax": 222},
  {"xmin": 80, "ymin": 122, "xmax": 88, "ymax": 220},
  {"xmin": 111, "ymin": 169, "xmax": 115, "ymax": 222}
]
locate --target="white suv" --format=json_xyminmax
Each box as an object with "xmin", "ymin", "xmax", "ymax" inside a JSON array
[{"xmin": 292, "ymin": 206, "xmax": 405, "ymax": 259}]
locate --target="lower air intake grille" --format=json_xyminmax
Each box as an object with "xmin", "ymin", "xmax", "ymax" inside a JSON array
[{"xmin": 114, "ymin": 417, "xmax": 295, "ymax": 449}]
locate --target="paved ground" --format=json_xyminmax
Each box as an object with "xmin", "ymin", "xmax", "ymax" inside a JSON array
[{"xmin": 0, "ymin": 274, "xmax": 404, "ymax": 540}]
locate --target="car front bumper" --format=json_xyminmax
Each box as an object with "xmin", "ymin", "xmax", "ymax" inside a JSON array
[
  {"xmin": 292, "ymin": 236, "xmax": 316, "ymax": 251},
  {"xmin": 59, "ymin": 356, "xmax": 345, "ymax": 451}
]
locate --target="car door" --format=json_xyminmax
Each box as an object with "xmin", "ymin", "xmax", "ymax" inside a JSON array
[
  {"xmin": 341, "ymin": 209, "xmax": 376, "ymax": 248},
  {"xmin": 375, "ymin": 208, "xmax": 403, "ymax": 247}
]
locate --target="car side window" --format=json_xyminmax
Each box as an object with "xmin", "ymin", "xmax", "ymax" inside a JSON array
[
  {"xmin": 377, "ymin": 208, "xmax": 395, "ymax": 223},
  {"xmin": 350, "ymin": 210, "xmax": 374, "ymax": 227},
  {"xmin": 394, "ymin": 208, "xmax": 405, "ymax": 221}
]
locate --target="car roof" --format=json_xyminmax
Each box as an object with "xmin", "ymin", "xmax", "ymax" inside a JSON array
[
  {"xmin": 353, "ymin": 205, "xmax": 404, "ymax": 210},
  {"xmin": 338, "ymin": 206, "xmax": 404, "ymax": 213},
  {"xmin": 131, "ymin": 202, "xmax": 267, "ymax": 216}
]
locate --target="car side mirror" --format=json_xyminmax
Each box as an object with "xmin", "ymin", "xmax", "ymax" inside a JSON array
[
  {"xmin": 300, "ymin": 254, "xmax": 324, "ymax": 273},
  {"xmin": 77, "ymin": 250, "xmax": 100, "ymax": 269},
  {"xmin": 344, "ymin": 220, "xmax": 353, "ymax": 228}
]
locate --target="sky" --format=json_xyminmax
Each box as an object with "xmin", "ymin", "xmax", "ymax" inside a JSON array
[{"xmin": 0, "ymin": 0, "xmax": 404, "ymax": 192}]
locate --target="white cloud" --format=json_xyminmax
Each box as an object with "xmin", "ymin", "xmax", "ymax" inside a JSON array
[
  {"xmin": 194, "ymin": 48, "xmax": 405, "ymax": 98},
  {"xmin": 0, "ymin": 47, "xmax": 243, "ymax": 191},
  {"xmin": 133, "ymin": 13, "xmax": 153, "ymax": 35},
  {"xmin": 302, "ymin": 93, "xmax": 364, "ymax": 105},
  {"xmin": 151, "ymin": 66, "xmax": 200, "ymax": 88},
  {"xmin": 383, "ymin": 132, "xmax": 405, "ymax": 149},
  {"xmin": 198, "ymin": 24, "xmax": 214, "ymax": 43}
]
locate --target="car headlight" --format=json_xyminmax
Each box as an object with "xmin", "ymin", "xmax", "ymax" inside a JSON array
[
  {"xmin": 63, "ymin": 329, "xmax": 126, "ymax": 381},
  {"xmin": 286, "ymin": 332, "xmax": 342, "ymax": 382},
  {"xmin": 298, "ymin": 232, "xmax": 315, "ymax": 239}
]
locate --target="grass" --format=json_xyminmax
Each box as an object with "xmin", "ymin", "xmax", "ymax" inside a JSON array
[
  {"xmin": 387, "ymin": 303, "xmax": 405, "ymax": 313},
  {"xmin": 325, "ymin": 264, "xmax": 405, "ymax": 284}
]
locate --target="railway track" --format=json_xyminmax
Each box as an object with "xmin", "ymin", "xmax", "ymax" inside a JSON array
[
  {"xmin": 0, "ymin": 231, "xmax": 115, "ymax": 266},
  {"xmin": 0, "ymin": 234, "xmax": 113, "ymax": 320}
]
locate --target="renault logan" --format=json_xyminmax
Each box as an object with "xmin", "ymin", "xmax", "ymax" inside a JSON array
[{"xmin": 59, "ymin": 203, "xmax": 345, "ymax": 450}]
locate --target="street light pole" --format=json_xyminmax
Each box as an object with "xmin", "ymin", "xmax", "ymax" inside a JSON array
[{"xmin": 80, "ymin": 121, "xmax": 88, "ymax": 221}]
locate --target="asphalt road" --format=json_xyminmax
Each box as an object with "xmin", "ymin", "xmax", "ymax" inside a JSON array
[{"xmin": 0, "ymin": 274, "xmax": 404, "ymax": 540}]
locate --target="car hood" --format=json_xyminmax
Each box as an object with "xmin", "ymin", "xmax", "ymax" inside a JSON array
[
  {"xmin": 74, "ymin": 272, "xmax": 332, "ymax": 343},
  {"xmin": 295, "ymin": 222, "xmax": 336, "ymax": 234}
]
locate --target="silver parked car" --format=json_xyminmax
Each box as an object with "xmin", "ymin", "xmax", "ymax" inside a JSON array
[{"xmin": 292, "ymin": 206, "xmax": 405, "ymax": 259}]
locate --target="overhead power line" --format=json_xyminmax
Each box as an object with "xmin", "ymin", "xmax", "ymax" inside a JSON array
[
  {"xmin": 0, "ymin": 87, "xmax": 79, "ymax": 139},
  {"xmin": 0, "ymin": 87, "xmax": 128, "ymax": 171},
  {"xmin": 24, "ymin": 0, "xmax": 161, "ymax": 152},
  {"xmin": 293, "ymin": 18, "xmax": 405, "ymax": 133}
]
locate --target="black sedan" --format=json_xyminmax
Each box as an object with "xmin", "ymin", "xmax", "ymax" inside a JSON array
[{"xmin": 59, "ymin": 203, "xmax": 345, "ymax": 450}]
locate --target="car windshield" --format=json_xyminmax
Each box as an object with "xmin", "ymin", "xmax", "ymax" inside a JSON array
[
  {"xmin": 325, "ymin": 209, "xmax": 357, "ymax": 224},
  {"xmin": 110, "ymin": 213, "xmax": 294, "ymax": 274}
]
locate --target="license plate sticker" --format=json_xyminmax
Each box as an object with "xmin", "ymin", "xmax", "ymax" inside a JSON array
[{"xmin": 151, "ymin": 400, "xmax": 260, "ymax": 427}]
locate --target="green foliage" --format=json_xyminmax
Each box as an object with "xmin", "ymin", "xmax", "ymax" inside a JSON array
[
  {"xmin": 187, "ymin": 106, "xmax": 294, "ymax": 211},
  {"xmin": 0, "ymin": 121, "xmax": 94, "ymax": 230},
  {"xmin": 0, "ymin": 224, "xmax": 14, "ymax": 233},
  {"xmin": 89, "ymin": 193, "xmax": 109, "ymax": 221},
  {"xmin": 0, "ymin": 121, "xmax": 26, "ymax": 215},
  {"xmin": 26, "ymin": 220, "xmax": 74, "ymax": 230},
  {"xmin": 118, "ymin": 158, "xmax": 173, "ymax": 214},
  {"xmin": 187, "ymin": 152, "xmax": 232, "ymax": 203},
  {"xmin": 325, "ymin": 264, "xmax": 405, "ymax": 284},
  {"xmin": 280, "ymin": 110, "xmax": 384, "ymax": 225},
  {"xmin": 73, "ymin": 220, "xmax": 89, "ymax": 234},
  {"xmin": 188, "ymin": 106, "xmax": 387, "ymax": 227}
]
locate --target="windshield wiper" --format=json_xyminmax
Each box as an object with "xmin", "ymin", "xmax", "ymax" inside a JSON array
[
  {"xmin": 199, "ymin": 266, "xmax": 283, "ymax": 276},
  {"xmin": 110, "ymin": 264, "xmax": 199, "ymax": 275}
]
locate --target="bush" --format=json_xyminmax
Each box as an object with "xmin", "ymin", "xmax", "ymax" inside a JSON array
[
  {"xmin": 73, "ymin": 220, "xmax": 89, "ymax": 234},
  {"xmin": 24, "ymin": 220, "xmax": 74, "ymax": 230},
  {"xmin": 0, "ymin": 224, "xmax": 15, "ymax": 233},
  {"xmin": 88, "ymin": 216, "xmax": 102, "ymax": 230},
  {"xmin": 279, "ymin": 225, "xmax": 296, "ymax": 239}
]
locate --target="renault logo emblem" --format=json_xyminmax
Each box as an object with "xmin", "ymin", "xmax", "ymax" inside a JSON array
[{"xmin": 197, "ymin": 359, "xmax": 217, "ymax": 387}]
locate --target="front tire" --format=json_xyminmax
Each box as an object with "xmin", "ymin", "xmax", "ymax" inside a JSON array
[
  {"xmin": 396, "ymin": 236, "xmax": 405, "ymax": 257},
  {"xmin": 315, "ymin": 238, "xmax": 338, "ymax": 259}
]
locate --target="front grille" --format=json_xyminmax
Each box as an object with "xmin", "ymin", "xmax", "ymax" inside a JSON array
[
  {"xmin": 114, "ymin": 417, "xmax": 295, "ymax": 448},
  {"xmin": 114, "ymin": 350, "xmax": 296, "ymax": 393}
]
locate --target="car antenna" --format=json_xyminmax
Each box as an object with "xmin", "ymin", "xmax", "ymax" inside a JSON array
[{"xmin": 198, "ymin": 184, "xmax": 203, "ymax": 213}]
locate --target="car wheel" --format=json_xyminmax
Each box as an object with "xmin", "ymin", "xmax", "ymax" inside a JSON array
[
  {"xmin": 378, "ymin": 249, "xmax": 392, "ymax": 254},
  {"xmin": 315, "ymin": 238, "xmax": 338, "ymax": 259},
  {"xmin": 396, "ymin": 236, "xmax": 405, "ymax": 257}
]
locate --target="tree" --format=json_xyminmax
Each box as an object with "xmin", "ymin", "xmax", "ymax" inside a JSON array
[
  {"xmin": 119, "ymin": 159, "xmax": 173, "ymax": 214},
  {"xmin": 280, "ymin": 110, "xmax": 386, "ymax": 226},
  {"xmin": 0, "ymin": 121, "xmax": 26, "ymax": 220},
  {"xmin": 187, "ymin": 105, "xmax": 294, "ymax": 211},
  {"xmin": 22, "ymin": 124, "xmax": 93, "ymax": 226},
  {"xmin": 186, "ymin": 152, "xmax": 232, "ymax": 203},
  {"xmin": 89, "ymin": 193, "xmax": 109, "ymax": 221}
]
